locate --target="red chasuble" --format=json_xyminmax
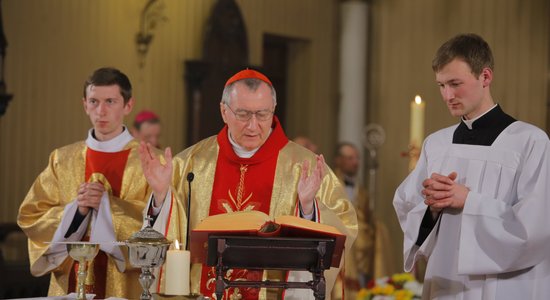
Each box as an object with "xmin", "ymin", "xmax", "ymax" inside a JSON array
[
  {"xmin": 68, "ymin": 147, "xmax": 131, "ymax": 299},
  {"xmin": 200, "ymin": 117, "xmax": 288, "ymax": 299}
]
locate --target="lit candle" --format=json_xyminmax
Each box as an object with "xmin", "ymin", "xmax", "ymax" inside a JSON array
[
  {"xmin": 409, "ymin": 95, "xmax": 425, "ymax": 171},
  {"xmin": 164, "ymin": 240, "xmax": 190, "ymax": 295},
  {"xmin": 410, "ymin": 95, "xmax": 425, "ymax": 149}
]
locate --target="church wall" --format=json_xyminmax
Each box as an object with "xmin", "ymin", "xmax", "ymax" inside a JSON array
[
  {"xmin": 237, "ymin": 0, "xmax": 340, "ymax": 154},
  {"xmin": 0, "ymin": 0, "xmax": 340, "ymax": 225},
  {"xmin": 0, "ymin": 0, "xmax": 210, "ymax": 223},
  {"xmin": 0, "ymin": 0, "xmax": 548, "ymax": 281},
  {"xmin": 368, "ymin": 0, "xmax": 549, "ymax": 275}
]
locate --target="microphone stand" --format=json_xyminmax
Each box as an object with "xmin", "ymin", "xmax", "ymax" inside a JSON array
[{"xmin": 185, "ymin": 172, "xmax": 194, "ymax": 251}]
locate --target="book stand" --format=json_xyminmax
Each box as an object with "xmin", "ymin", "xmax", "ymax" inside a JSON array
[{"xmin": 206, "ymin": 235, "xmax": 338, "ymax": 300}]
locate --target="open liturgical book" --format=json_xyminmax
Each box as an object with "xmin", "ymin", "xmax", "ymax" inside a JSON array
[{"xmin": 190, "ymin": 210, "xmax": 346, "ymax": 268}]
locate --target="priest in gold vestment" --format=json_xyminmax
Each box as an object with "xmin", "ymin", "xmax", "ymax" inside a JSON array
[
  {"xmin": 332, "ymin": 142, "xmax": 374, "ymax": 300},
  {"xmin": 143, "ymin": 69, "xmax": 358, "ymax": 300},
  {"xmin": 17, "ymin": 68, "xmax": 184, "ymax": 299},
  {"xmin": 331, "ymin": 143, "xmax": 395, "ymax": 300}
]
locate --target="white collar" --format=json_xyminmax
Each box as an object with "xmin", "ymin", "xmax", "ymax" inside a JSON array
[
  {"xmin": 86, "ymin": 126, "xmax": 134, "ymax": 152},
  {"xmin": 462, "ymin": 104, "xmax": 498, "ymax": 130},
  {"xmin": 227, "ymin": 129, "xmax": 272, "ymax": 158}
]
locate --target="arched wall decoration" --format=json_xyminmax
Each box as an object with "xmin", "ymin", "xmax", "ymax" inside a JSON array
[
  {"xmin": 136, "ymin": 0, "xmax": 168, "ymax": 68},
  {"xmin": 184, "ymin": 0, "xmax": 263, "ymax": 145}
]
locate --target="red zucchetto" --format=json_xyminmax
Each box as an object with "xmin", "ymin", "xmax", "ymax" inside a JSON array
[
  {"xmin": 224, "ymin": 69, "xmax": 273, "ymax": 87},
  {"xmin": 134, "ymin": 110, "xmax": 159, "ymax": 124}
]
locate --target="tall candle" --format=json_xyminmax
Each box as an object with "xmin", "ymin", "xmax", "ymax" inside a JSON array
[
  {"xmin": 410, "ymin": 95, "xmax": 425, "ymax": 148},
  {"xmin": 164, "ymin": 240, "xmax": 190, "ymax": 295}
]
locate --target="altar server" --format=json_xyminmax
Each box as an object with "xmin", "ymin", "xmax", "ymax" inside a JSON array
[{"xmin": 394, "ymin": 33, "xmax": 550, "ymax": 299}]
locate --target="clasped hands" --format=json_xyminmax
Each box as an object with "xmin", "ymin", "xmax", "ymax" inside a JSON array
[
  {"xmin": 422, "ymin": 172, "xmax": 469, "ymax": 217},
  {"xmin": 77, "ymin": 182, "xmax": 105, "ymax": 215}
]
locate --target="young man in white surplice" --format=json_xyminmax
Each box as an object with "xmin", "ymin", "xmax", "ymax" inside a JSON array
[{"xmin": 394, "ymin": 33, "xmax": 550, "ymax": 300}]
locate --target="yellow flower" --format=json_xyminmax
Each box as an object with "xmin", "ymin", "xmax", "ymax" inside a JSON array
[
  {"xmin": 356, "ymin": 288, "xmax": 370, "ymax": 299},
  {"xmin": 391, "ymin": 272, "xmax": 415, "ymax": 283},
  {"xmin": 393, "ymin": 289, "xmax": 414, "ymax": 300},
  {"xmin": 371, "ymin": 283, "xmax": 395, "ymax": 295},
  {"xmin": 357, "ymin": 273, "xmax": 422, "ymax": 299}
]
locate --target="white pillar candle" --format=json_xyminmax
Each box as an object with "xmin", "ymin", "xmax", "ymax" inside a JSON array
[
  {"xmin": 410, "ymin": 95, "xmax": 425, "ymax": 148},
  {"xmin": 164, "ymin": 240, "xmax": 190, "ymax": 295},
  {"xmin": 409, "ymin": 95, "xmax": 425, "ymax": 171}
]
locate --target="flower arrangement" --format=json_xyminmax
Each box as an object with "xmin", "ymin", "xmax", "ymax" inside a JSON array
[{"xmin": 356, "ymin": 273, "xmax": 423, "ymax": 300}]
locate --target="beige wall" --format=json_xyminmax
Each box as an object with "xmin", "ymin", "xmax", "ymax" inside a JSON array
[
  {"xmin": 0, "ymin": 0, "xmax": 209, "ymax": 222},
  {"xmin": 236, "ymin": 0, "xmax": 340, "ymax": 152},
  {"xmin": 368, "ymin": 0, "xmax": 549, "ymax": 274},
  {"xmin": 0, "ymin": 0, "xmax": 549, "ymax": 278}
]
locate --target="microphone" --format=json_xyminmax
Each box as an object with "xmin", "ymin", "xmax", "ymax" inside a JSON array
[{"xmin": 185, "ymin": 172, "xmax": 194, "ymax": 251}]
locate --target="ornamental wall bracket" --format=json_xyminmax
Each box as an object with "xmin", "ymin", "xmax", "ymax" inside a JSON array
[{"xmin": 136, "ymin": 0, "xmax": 167, "ymax": 68}]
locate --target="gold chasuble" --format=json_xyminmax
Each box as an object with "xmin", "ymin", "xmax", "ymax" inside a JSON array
[
  {"xmin": 18, "ymin": 136, "xmax": 183, "ymax": 299},
  {"xmin": 68, "ymin": 147, "xmax": 132, "ymax": 298},
  {"xmin": 171, "ymin": 117, "xmax": 358, "ymax": 300}
]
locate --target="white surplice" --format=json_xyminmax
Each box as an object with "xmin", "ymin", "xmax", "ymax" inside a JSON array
[{"xmin": 394, "ymin": 121, "xmax": 550, "ymax": 300}]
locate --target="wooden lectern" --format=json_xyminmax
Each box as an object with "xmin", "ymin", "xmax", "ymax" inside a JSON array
[{"xmin": 206, "ymin": 235, "xmax": 338, "ymax": 300}]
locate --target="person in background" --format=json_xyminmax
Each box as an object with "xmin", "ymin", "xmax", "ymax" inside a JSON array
[
  {"xmin": 140, "ymin": 69, "xmax": 358, "ymax": 299},
  {"xmin": 293, "ymin": 135, "xmax": 319, "ymax": 154},
  {"xmin": 131, "ymin": 109, "xmax": 162, "ymax": 148},
  {"xmin": 331, "ymin": 142, "xmax": 373, "ymax": 299},
  {"xmin": 394, "ymin": 33, "xmax": 550, "ymax": 299},
  {"xmin": 17, "ymin": 67, "xmax": 180, "ymax": 299}
]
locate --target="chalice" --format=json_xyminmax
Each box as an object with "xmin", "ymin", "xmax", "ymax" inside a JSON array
[
  {"xmin": 66, "ymin": 242, "xmax": 100, "ymax": 300},
  {"xmin": 126, "ymin": 223, "xmax": 171, "ymax": 300}
]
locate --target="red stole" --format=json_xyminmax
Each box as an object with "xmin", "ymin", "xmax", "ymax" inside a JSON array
[
  {"xmin": 68, "ymin": 147, "xmax": 131, "ymax": 299},
  {"xmin": 200, "ymin": 117, "xmax": 288, "ymax": 299},
  {"xmin": 85, "ymin": 148, "xmax": 131, "ymax": 197}
]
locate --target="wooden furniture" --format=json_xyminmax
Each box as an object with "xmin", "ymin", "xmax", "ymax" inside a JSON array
[{"xmin": 207, "ymin": 235, "xmax": 338, "ymax": 300}]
